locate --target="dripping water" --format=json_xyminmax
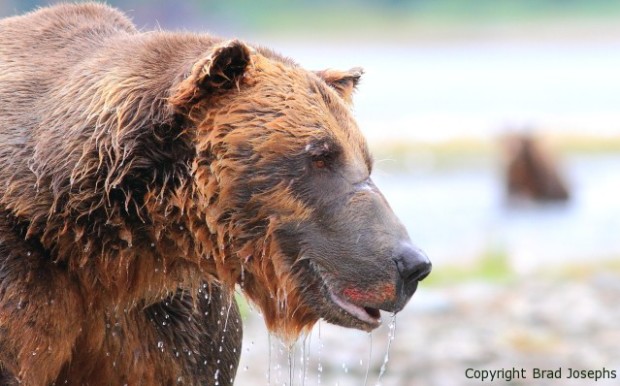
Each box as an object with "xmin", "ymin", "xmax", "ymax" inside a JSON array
[
  {"xmin": 300, "ymin": 333, "xmax": 310, "ymax": 386},
  {"xmin": 316, "ymin": 321, "xmax": 323, "ymax": 385},
  {"xmin": 222, "ymin": 296, "xmax": 233, "ymax": 333},
  {"xmin": 274, "ymin": 343, "xmax": 284, "ymax": 384},
  {"xmin": 363, "ymin": 332, "xmax": 372, "ymax": 386},
  {"xmin": 376, "ymin": 313, "xmax": 397, "ymax": 386},
  {"xmin": 267, "ymin": 333, "xmax": 272, "ymax": 385},
  {"xmin": 287, "ymin": 343, "xmax": 295, "ymax": 386}
]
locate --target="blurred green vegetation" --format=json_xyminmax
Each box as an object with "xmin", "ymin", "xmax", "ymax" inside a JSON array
[
  {"xmin": 550, "ymin": 134, "xmax": 620, "ymax": 154},
  {"xmin": 213, "ymin": 0, "xmax": 620, "ymax": 29},
  {"xmin": 3, "ymin": 0, "xmax": 620, "ymax": 35},
  {"xmin": 541, "ymin": 258, "xmax": 620, "ymax": 280},
  {"xmin": 371, "ymin": 138, "xmax": 494, "ymax": 172},
  {"xmin": 371, "ymin": 135, "xmax": 620, "ymax": 172},
  {"xmin": 424, "ymin": 247, "xmax": 515, "ymax": 287},
  {"xmin": 423, "ymin": 250, "xmax": 620, "ymax": 288}
]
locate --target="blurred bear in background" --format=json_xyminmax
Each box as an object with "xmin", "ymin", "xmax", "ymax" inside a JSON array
[{"xmin": 502, "ymin": 133, "xmax": 570, "ymax": 203}]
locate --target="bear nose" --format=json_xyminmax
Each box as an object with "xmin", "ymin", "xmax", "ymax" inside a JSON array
[{"xmin": 394, "ymin": 243, "xmax": 432, "ymax": 285}]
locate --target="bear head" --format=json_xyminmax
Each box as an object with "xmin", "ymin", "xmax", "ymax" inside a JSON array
[{"xmin": 169, "ymin": 40, "xmax": 431, "ymax": 340}]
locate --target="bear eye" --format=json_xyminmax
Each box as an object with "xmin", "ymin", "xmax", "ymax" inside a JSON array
[
  {"xmin": 306, "ymin": 139, "xmax": 340, "ymax": 171},
  {"xmin": 313, "ymin": 159, "xmax": 327, "ymax": 169}
]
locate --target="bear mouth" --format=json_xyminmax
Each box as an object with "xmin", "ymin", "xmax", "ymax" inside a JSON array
[
  {"xmin": 328, "ymin": 291, "xmax": 382, "ymax": 329},
  {"xmin": 306, "ymin": 261, "xmax": 384, "ymax": 331}
]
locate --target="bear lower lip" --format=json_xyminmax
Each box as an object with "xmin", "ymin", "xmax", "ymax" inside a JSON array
[
  {"xmin": 306, "ymin": 261, "xmax": 383, "ymax": 329},
  {"xmin": 329, "ymin": 292, "xmax": 382, "ymax": 328}
]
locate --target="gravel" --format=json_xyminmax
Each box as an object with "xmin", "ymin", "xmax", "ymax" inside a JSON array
[{"xmin": 234, "ymin": 270, "xmax": 620, "ymax": 385}]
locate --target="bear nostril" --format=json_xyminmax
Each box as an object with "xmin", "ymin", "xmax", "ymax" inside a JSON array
[{"xmin": 394, "ymin": 243, "xmax": 432, "ymax": 284}]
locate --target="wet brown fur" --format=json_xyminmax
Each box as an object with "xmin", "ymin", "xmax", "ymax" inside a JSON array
[{"xmin": 0, "ymin": 3, "xmax": 370, "ymax": 385}]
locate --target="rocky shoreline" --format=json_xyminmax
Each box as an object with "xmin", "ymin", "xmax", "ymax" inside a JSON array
[{"xmin": 235, "ymin": 269, "xmax": 620, "ymax": 385}]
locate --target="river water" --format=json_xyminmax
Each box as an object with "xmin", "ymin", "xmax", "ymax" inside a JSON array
[
  {"xmin": 374, "ymin": 154, "xmax": 620, "ymax": 271},
  {"xmin": 266, "ymin": 39, "xmax": 620, "ymax": 141}
]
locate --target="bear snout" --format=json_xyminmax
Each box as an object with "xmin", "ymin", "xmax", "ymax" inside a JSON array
[
  {"xmin": 394, "ymin": 242, "xmax": 432, "ymax": 284},
  {"xmin": 392, "ymin": 242, "xmax": 432, "ymax": 307}
]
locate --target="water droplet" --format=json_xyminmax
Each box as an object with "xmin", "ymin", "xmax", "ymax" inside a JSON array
[{"xmin": 377, "ymin": 314, "xmax": 397, "ymax": 384}]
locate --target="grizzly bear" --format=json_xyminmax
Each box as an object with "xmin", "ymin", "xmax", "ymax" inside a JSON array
[
  {"xmin": 0, "ymin": 3, "xmax": 431, "ymax": 385},
  {"xmin": 503, "ymin": 134, "xmax": 570, "ymax": 203}
]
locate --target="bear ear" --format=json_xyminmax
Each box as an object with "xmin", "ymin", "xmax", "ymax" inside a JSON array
[
  {"xmin": 315, "ymin": 67, "xmax": 364, "ymax": 104},
  {"xmin": 170, "ymin": 40, "xmax": 251, "ymax": 113}
]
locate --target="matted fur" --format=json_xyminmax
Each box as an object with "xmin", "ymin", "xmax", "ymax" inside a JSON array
[{"xmin": 0, "ymin": 3, "xmax": 429, "ymax": 385}]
